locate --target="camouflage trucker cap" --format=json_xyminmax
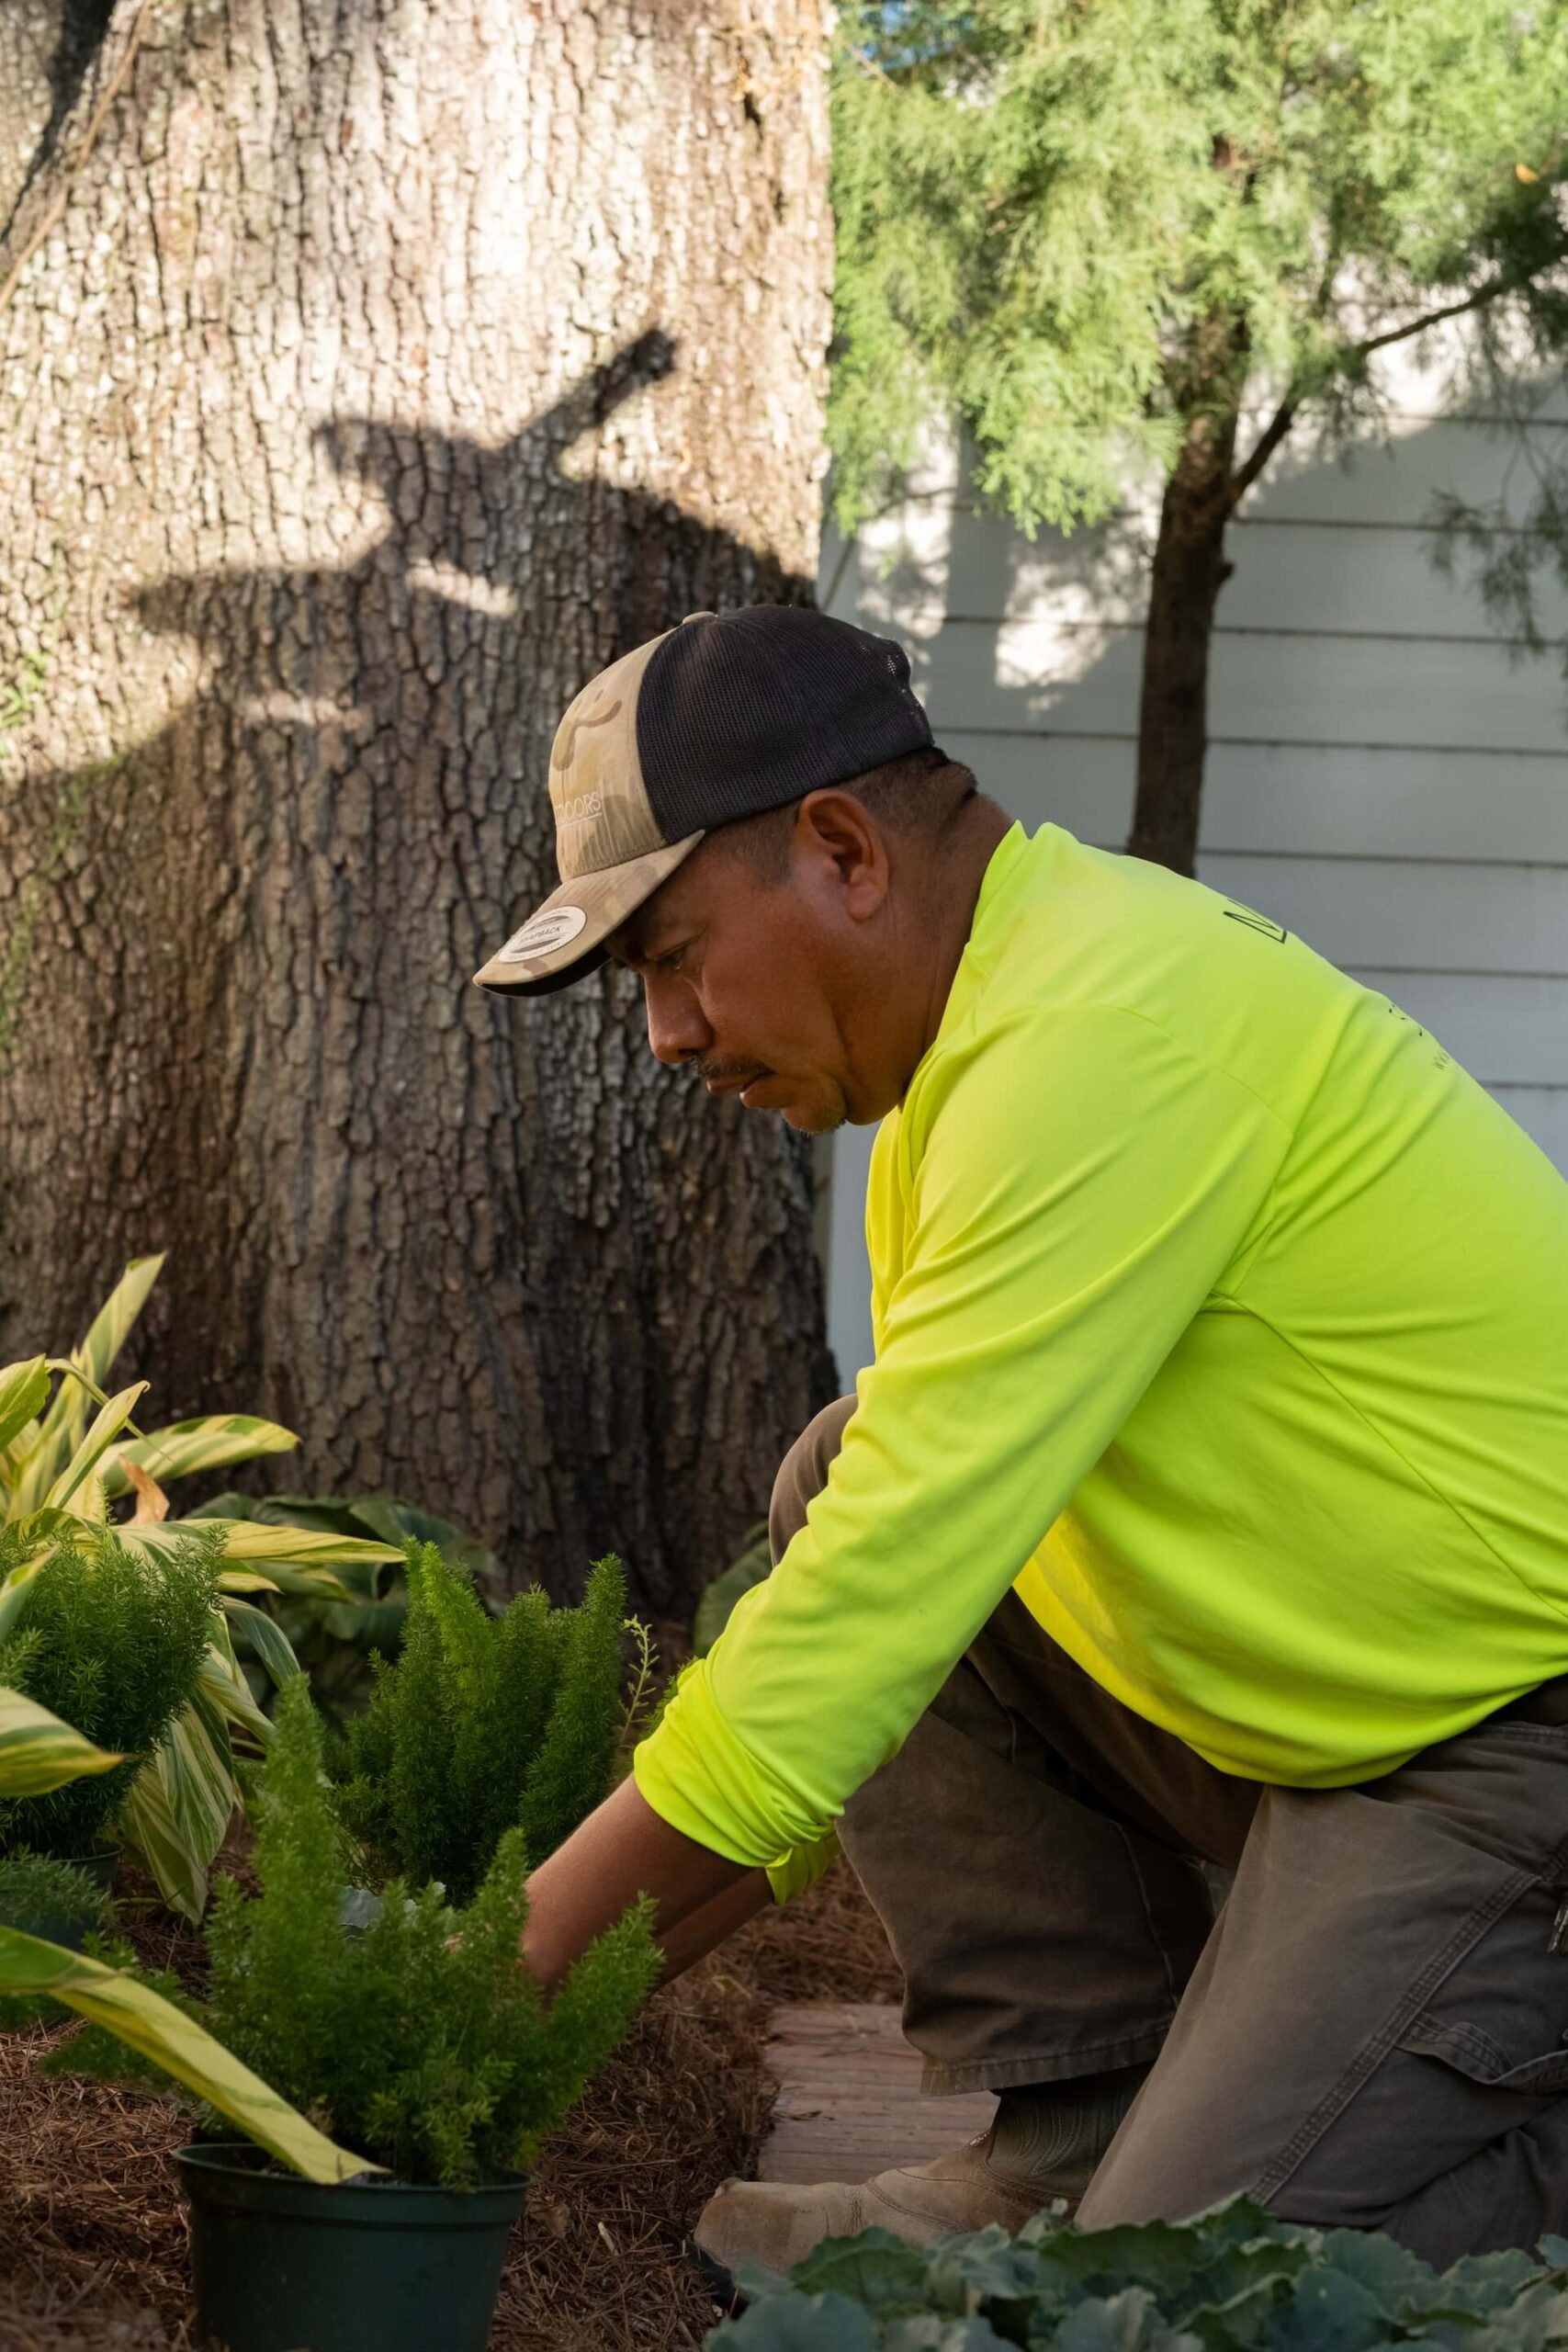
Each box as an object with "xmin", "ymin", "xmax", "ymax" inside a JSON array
[{"xmin": 472, "ymin": 605, "xmax": 932, "ymax": 996}]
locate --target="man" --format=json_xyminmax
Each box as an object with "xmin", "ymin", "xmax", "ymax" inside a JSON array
[{"xmin": 474, "ymin": 605, "xmax": 1568, "ymax": 2280}]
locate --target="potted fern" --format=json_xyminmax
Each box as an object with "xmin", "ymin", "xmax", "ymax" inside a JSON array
[
  {"xmin": 0, "ymin": 1522, "xmax": 218, "ymax": 1946},
  {"xmin": 333, "ymin": 1541, "xmax": 637, "ymax": 1900},
  {"xmin": 19, "ymin": 1677, "xmax": 660, "ymax": 2352}
]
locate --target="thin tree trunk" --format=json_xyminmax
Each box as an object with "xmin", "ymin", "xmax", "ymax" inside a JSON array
[
  {"xmin": 1126, "ymin": 314, "xmax": 1246, "ymax": 876},
  {"xmin": 0, "ymin": 0, "xmax": 838, "ymax": 1622}
]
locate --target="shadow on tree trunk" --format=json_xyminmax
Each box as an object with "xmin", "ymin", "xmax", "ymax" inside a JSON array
[{"xmin": 0, "ymin": 330, "xmax": 838, "ymax": 1619}]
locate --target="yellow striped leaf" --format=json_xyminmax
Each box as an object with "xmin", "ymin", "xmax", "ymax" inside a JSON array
[
  {"xmin": 0, "ymin": 1358, "xmax": 49, "ymax": 1459},
  {"xmin": 73, "ymin": 1256, "xmax": 165, "ymax": 1392},
  {"xmin": 123, "ymin": 1521, "xmax": 390, "ymax": 1600},
  {"xmin": 21, "ymin": 1259, "xmax": 164, "ymax": 1497},
  {"xmin": 118, "ymin": 1691, "xmax": 236, "ymax": 1924},
  {"xmin": 0, "ymin": 1686, "xmax": 124, "ymax": 1796},
  {"xmin": 220, "ymin": 1599, "xmax": 300, "ymax": 1693},
  {"xmin": 0, "ymin": 1928, "xmax": 376, "ymax": 2183},
  {"xmin": 197, "ymin": 1626, "xmax": 276, "ymax": 1748},
  {"xmin": 100, "ymin": 1415, "xmax": 299, "ymax": 1502},
  {"xmin": 41, "ymin": 1382, "xmax": 147, "ymax": 1512},
  {"xmin": 0, "ymin": 1543, "xmax": 57, "ymax": 1642}
]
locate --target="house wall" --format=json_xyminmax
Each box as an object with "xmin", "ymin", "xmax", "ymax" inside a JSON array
[{"xmin": 817, "ymin": 353, "xmax": 1568, "ymax": 1382}]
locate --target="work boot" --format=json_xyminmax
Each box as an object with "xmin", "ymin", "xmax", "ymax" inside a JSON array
[{"xmin": 692, "ymin": 2063, "xmax": 1147, "ymax": 2293}]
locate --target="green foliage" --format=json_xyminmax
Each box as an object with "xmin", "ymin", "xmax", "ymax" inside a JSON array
[
  {"xmin": 51, "ymin": 1679, "xmax": 660, "ymax": 2187},
  {"xmin": 0, "ymin": 1849, "xmax": 113, "ymax": 1940},
  {"xmin": 694, "ymin": 1521, "xmax": 771, "ymax": 1658},
  {"xmin": 830, "ymin": 0, "xmax": 1568, "ymax": 535},
  {"xmin": 192, "ymin": 1489, "xmax": 497, "ymax": 1726},
  {"xmin": 0, "ymin": 1526, "xmax": 217, "ymax": 1856},
  {"xmin": 707, "ymin": 2203, "xmax": 1568, "ymax": 2348},
  {"xmin": 335, "ymin": 1545, "xmax": 630, "ymax": 1904}
]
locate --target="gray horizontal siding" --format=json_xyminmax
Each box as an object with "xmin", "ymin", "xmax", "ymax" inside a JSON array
[{"xmin": 818, "ymin": 388, "xmax": 1568, "ymax": 1379}]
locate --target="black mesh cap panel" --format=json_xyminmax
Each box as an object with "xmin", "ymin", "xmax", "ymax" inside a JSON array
[{"xmin": 635, "ymin": 606, "xmax": 933, "ymax": 842}]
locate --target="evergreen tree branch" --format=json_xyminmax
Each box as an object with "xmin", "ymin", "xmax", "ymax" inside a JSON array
[
  {"xmin": 1348, "ymin": 269, "xmax": 1544, "ymax": 364},
  {"xmin": 1227, "ymin": 396, "xmax": 1298, "ymax": 510}
]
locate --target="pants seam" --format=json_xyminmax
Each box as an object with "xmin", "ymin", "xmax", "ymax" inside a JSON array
[
  {"xmin": 1247, "ymin": 1862, "xmax": 1537, "ymax": 2206},
  {"xmin": 920, "ymin": 2023, "xmax": 1173, "ymax": 2097},
  {"xmin": 1116, "ymin": 1818, "xmax": 1186, "ymax": 2011}
]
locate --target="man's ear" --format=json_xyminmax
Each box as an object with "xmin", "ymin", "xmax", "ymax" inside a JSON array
[{"xmin": 794, "ymin": 789, "xmax": 887, "ymax": 923}]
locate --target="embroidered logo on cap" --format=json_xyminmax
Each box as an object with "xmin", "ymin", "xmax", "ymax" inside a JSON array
[{"xmin": 498, "ymin": 906, "xmax": 588, "ymax": 962}]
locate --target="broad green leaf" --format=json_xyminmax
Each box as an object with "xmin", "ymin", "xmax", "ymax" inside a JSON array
[
  {"xmin": 122, "ymin": 1520, "xmax": 378, "ymax": 1600},
  {"xmin": 710, "ymin": 2291, "xmax": 881, "ymax": 2348},
  {"xmin": 221, "ymin": 1597, "xmax": 302, "ymax": 1691},
  {"xmin": 0, "ymin": 1926, "xmax": 374, "ymax": 2182},
  {"xmin": 694, "ymin": 1525, "xmax": 771, "ymax": 1656},
  {"xmin": 0, "ymin": 1357, "xmax": 49, "ymax": 1458},
  {"xmin": 42, "ymin": 1382, "xmax": 147, "ymax": 1511},
  {"xmin": 118, "ymin": 1685, "xmax": 240, "ymax": 1922},
  {"xmin": 208, "ymin": 1521, "xmax": 400, "ymax": 1573},
  {"xmin": 212, "ymin": 1569, "xmax": 282, "ymax": 1594},
  {"xmin": 198, "ymin": 1625, "xmax": 278, "ymax": 1745},
  {"xmin": 0, "ymin": 1545, "xmax": 53, "ymax": 1641},
  {"xmin": 0, "ymin": 1415, "xmax": 42, "ymax": 1500},
  {"xmin": 20, "ymin": 1258, "xmax": 165, "ymax": 1498},
  {"xmin": 73, "ymin": 1255, "xmax": 165, "ymax": 1392},
  {"xmin": 0, "ymin": 1685, "xmax": 124, "ymax": 1796},
  {"xmin": 100, "ymin": 1414, "xmax": 299, "ymax": 1501},
  {"xmin": 788, "ymin": 2230, "xmax": 932, "ymax": 2312}
]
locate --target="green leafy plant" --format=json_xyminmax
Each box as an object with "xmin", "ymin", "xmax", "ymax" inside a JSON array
[
  {"xmin": 830, "ymin": 0, "xmax": 1568, "ymax": 873},
  {"xmin": 0, "ymin": 1852, "xmax": 113, "ymax": 1942},
  {"xmin": 195, "ymin": 1490, "xmax": 498, "ymax": 1726},
  {"xmin": 48, "ymin": 1678, "xmax": 660, "ymax": 2188},
  {"xmin": 0, "ymin": 1679, "xmax": 367, "ymax": 2181},
  {"xmin": 335, "ymin": 1544, "xmax": 631, "ymax": 1904},
  {"xmin": 0, "ymin": 1256, "xmax": 402, "ymax": 1917},
  {"xmin": 0, "ymin": 1524, "xmax": 217, "ymax": 1858},
  {"xmin": 708, "ymin": 2203, "xmax": 1568, "ymax": 2349},
  {"xmin": 694, "ymin": 1521, "xmax": 771, "ymax": 1658}
]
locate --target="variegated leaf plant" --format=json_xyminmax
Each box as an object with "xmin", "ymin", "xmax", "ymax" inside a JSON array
[
  {"xmin": 0, "ymin": 1256, "xmax": 400, "ymax": 1918},
  {"xmin": 0, "ymin": 1685, "xmax": 369, "ymax": 2182}
]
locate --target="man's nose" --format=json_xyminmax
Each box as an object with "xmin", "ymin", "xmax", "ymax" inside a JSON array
[{"xmin": 643, "ymin": 973, "xmax": 713, "ymax": 1068}]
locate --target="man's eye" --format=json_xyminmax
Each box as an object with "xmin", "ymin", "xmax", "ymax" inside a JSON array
[{"xmin": 654, "ymin": 945, "xmax": 687, "ymax": 975}]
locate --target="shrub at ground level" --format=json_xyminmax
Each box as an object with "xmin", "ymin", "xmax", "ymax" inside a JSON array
[
  {"xmin": 336, "ymin": 1543, "xmax": 628, "ymax": 1903},
  {"xmin": 48, "ymin": 1678, "xmax": 660, "ymax": 2187},
  {"xmin": 0, "ymin": 1527, "xmax": 217, "ymax": 1859},
  {"xmin": 709, "ymin": 2199, "xmax": 1568, "ymax": 2349}
]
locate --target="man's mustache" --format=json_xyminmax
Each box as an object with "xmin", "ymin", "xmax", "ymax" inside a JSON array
[{"xmin": 694, "ymin": 1056, "xmax": 769, "ymax": 1088}]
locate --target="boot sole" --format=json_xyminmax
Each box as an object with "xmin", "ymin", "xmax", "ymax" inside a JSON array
[{"xmin": 686, "ymin": 2234, "xmax": 746, "ymax": 2315}]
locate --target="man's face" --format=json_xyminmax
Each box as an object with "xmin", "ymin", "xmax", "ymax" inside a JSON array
[{"xmin": 608, "ymin": 806, "xmax": 887, "ymax": 1135}]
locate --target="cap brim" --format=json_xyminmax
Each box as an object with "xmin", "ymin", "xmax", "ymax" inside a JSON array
[{"xmin": 471, "ymin": 831, "xmax": 705, "ymax": 996}]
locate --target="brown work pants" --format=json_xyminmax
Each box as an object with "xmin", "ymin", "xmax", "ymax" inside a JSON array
[{"xmin": 772, "ymin": 1396, "xmax": 1568, "ymax": 2267}]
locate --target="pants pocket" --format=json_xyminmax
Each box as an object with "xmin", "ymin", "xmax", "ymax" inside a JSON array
[{"xmin": 1399, "ymin": 2011, "xmax": 1568, "ymax": 2099}]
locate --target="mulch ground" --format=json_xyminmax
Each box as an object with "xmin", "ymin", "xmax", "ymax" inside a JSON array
[{"xmin": 0, "ymin": 1860, "xmax": 902, "ymax": 2352}]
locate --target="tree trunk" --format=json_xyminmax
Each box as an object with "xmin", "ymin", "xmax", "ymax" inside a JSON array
[
  {"xmin": 1125, "ymin": 318, "xmax": 1245, "ymax": 877},
  {"xmin": 0, "ymin": 0, "xmax": 838, "ymax": 1623}
]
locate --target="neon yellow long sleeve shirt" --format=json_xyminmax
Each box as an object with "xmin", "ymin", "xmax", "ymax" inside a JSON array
[{"xmin": 634, "ymin": 823, "xmax": 1568, "ymax": 1895}]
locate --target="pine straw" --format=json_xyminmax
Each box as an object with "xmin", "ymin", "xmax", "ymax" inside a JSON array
[{"xmin": 0, "ymin": 1859, "xmax": 900, "ymax": 2350}]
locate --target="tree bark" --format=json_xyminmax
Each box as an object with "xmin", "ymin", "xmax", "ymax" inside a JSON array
[
  {"xmin": 1125, "ymin": 313, "xmax": 1246, "ymax": 876},
  {"xmin": 0, "ymin": 0, "xmax": 838, "ymax": 1622}
]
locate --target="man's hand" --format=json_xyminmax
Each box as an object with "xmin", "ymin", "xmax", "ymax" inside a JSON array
[{"xmin": 522, "ymin": 1773, "xmax": 772, "ymax": 1989}]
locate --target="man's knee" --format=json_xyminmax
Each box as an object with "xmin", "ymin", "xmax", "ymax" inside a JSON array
[{"xmin": 770, "ymin": 1394, "xmax": 859, "ymax": 1564}]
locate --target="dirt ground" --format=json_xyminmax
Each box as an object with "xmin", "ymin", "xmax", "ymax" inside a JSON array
[{"xmin": 0, "ymin": 1860, "xmax": 902, "ymax": 2352}]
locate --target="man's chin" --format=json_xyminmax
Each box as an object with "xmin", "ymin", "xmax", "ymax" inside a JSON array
[{"xmin": 780, "ymin": 1095, "xmax": 846, "ymax": 1137}]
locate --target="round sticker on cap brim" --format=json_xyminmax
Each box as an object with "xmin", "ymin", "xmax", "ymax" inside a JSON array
[{"xmin": 498, "ymin": 905, "xmax": 588, "ymax": 963}]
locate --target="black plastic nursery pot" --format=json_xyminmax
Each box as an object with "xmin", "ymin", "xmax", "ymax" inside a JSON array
[{"xmin": 178, "ymin": 2143, "xmax": 527, "ymax": 2352}]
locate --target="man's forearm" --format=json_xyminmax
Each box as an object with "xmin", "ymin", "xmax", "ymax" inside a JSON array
[{"xmin": 522, "ymin": 1771, "xmax": 769, "ymax": 1988}]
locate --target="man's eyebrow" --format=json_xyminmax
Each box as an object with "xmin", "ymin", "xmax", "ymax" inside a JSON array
[{"xmin": 606, "ymin": 922, "xmax": 653, "ymax": 968}]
